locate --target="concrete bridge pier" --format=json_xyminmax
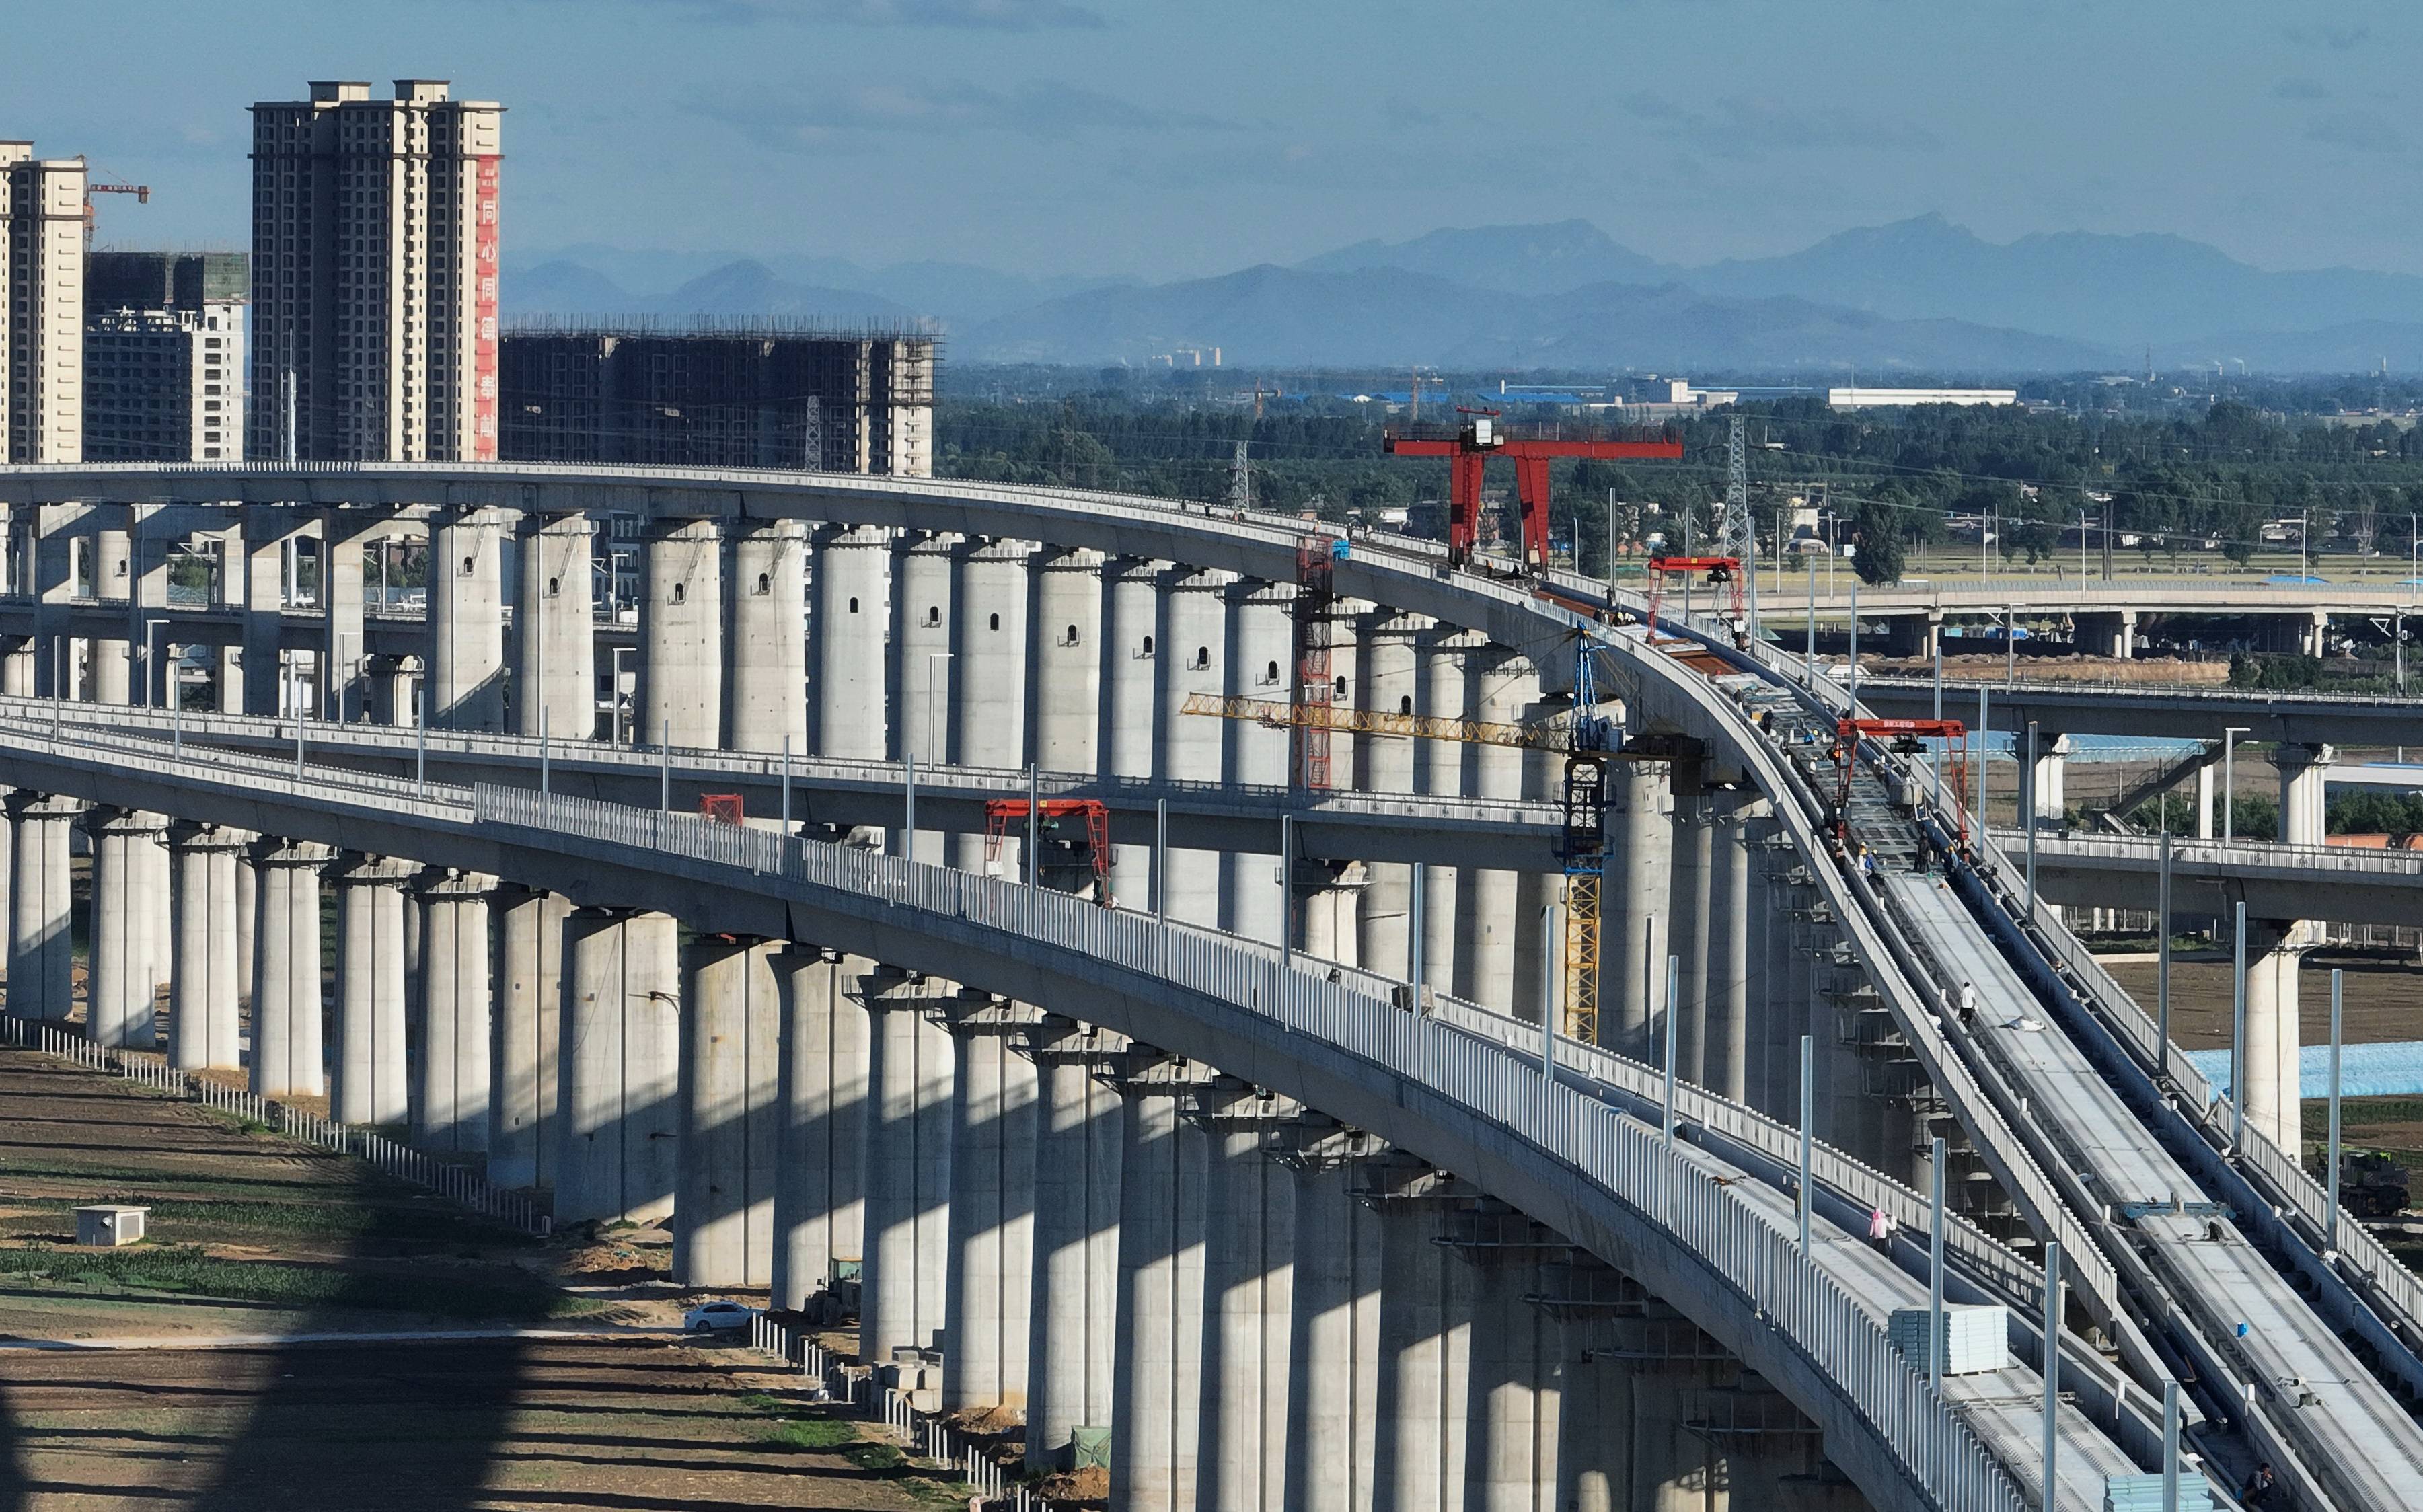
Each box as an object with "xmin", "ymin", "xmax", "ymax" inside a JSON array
[
  {"xmin": 1298, "ymin": 860, "xmax": 1366, "ymax": 968},
  {"xmin": 892, "ymin": 532, "xmax": 958, "ymax": 865},
  {"xmin": 1355, "ymin": 611, "xmax": 1429, "ymax": 982},
  {"xmin": 1542, "ymin": 1256, "xmax": 1631, "ymax": 1512},
  {"xmin": 2275, "ymin": 742, "xmax": 2334, "ymax": 847},
  {"xmin": 0, "ymin": 636, "xmax": 32, "ymax": 697},
  {"xmin": 640, "ymin": 517, "xmax": 724, "ymax": 750},
  {"xmin": 950, "ymin": 539, "xmax": 1033, "ymax": 876},
  {"xmin": 1191, "ymin": 1078, "xmax": 1298, "ymax": 1512},
  {"xmin": 1462, "ymin": 650, "xmax": 1534, "ymax": 1016},
  {"xmin": 515, "ymin": 513, "xmax": 598, "ymax": 741},
  {"xmin": 1368, "ymin": 1156, "xmax": 1475, "ymax": 1512},
  {"xmin": 239, "ymin": 506, "xmax": 292, "ymax": 716},
  {"xmin": 1020, "ymin": 1014, "xmax": 1126, "ymax": 1470},
  {"xmin": 1157, "ymin": 568, "xmax": 1231, "ymax": 929},
  {"xmin": 1755, "ymin": 854, "xmax": 1812, "ymax": 1121},
  {"xmin": 554, "ymin": 907, "xmax": 681, "ymax": 1226},
  {"xmin": 1417, "ymin": 627, "xmax": 1481, "ymax": 997},
  {"xmin": 1277, "ymin": 1117, "xmax": 1382, "ymax": 1512},
  {"xmin": 366, "ymin": 654, "xmax": 422, "ymax": 728},
  {"xmin": 490, "ymin": 885, "xmax": 570, "ymax": 1188},
  {"xmin": 1034, "ymin": 547, "xmax": 1104, "ymax": 775},
  {"xmin": 2242, "ymin": 917, "xmax": 2313, "ymax": 1151},
  {"xmin": 858, "ymin": 965, "xmax": 957, "ymax": 1365},
  {"xmin": 320, "ymin": 509, "xmax": 385, "ymax": 722},
  {"xmin": 2018, "ymin": 732, "xmax": 2071, "ymax": 828},
  {"xmin": 809, "ymin": 525, "xmax": 889, "ymax": 761},
  {"xmin": 85, "ymin": 807, "xmax": 164, "ymax": 1049},
  {"xmin": 1607, "ymin": 759, "xmax": 1676, "ymax": 1061},
  {"xmin": 1108, "ymin": 1048, "xmax": 1214, "ymax": 1512},
  {"xmin": 2073, "ymin": 609, "xmax": 2138, "ymax": 660},
  {"xmin": 413, "ymin": 869, "xmax": 495, "ymax": 1154},
  {"xmin": 1099, "ymin": 557, "xmax": 1159, "ymax": 911},
  {"xmin": 1880, "ymin": 612, "xmax": 1939, "ymax": 661},
  {"xmin": 167, "ymin": 821, "xmax": 248, "ymax": 1071},
  {"xmin": 1667, "ymin": 796, "xmax": 1715, "ymax": 1082},
  {"xmin": 330, "ymin": 854, "xmax": 414, "ymax": 1126},
  {"xmin": 89, "ymin": 521, "xmax": 132, "ymax": 704},
  {"xmin": 770, "ymin": 946, "xmax": 870, "ymax": 1313},
  {"xmin": 430, "ymin": 506, "xmax": 509, "ymax": 732},
  {"xmin": 676, "ymin": 936, "xmax": 780, "ymax": 1287},
  {"xmin": 727, "ymin": 519, "xmax": 807, "ymax": 754},
  {"xmin": 1703, "ymin": 793, "xmax": 1768, "ymax": 1104},
  {"xmin": 249, "ymin": 838, "xmax": 332, "ymax": 1098},
  {"xmin": 1450, "ymin": 1205, "xmax": 1565, "ymax": 1512},
  {"xmin": 1225, "ymin": 579, "xmax": 1293, "ymax": 945},
  {"xmin": 938, "ymin": 989, "xmax": 1042, "ymax": 1414}
]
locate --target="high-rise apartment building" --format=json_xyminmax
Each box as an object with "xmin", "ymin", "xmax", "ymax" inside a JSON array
[
  {"xmin": 499, "ymin": 328, "xmax": 934, "ymax": 476},
  {"xmin": 1, "ymin": 143, "xmax": 86, "ymax": 463},
  {"xmin": 84, "ymin": 252, "xmax": 248, "ymax": 461},
  {"xmin": 248, "ymin": 79, "xmax": 502, "ymax": 462}
]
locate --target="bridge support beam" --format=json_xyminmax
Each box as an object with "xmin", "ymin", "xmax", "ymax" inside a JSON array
[
  {"xmin": 331, "ymin": 853, "xmax": 414, "ymax": 1126},
  {"xmin": 1101, "ymin": 556, "xmax": 1159, "ymax": 910},
  {"xmin": 1462, "ymin": 648, "xmax": 1534, "ymax": 1015},
  {"xmin": 1452, "ymin": 1204, "xmax": 1564, "ymax": 1512},
  {"xmin": 810, "ymin": 525, "xmax": 890, "ymax": 761},
  {"xmin": 638, "ymin": 517, "xmax": 724, "ymax": 749},
  {"xmin": 1109, "ymin": 1049, "xmax": 1214, "ymax": 1512},
  {"xmin": 1356, "ymin": 611, "xmax": 1429, "ymax": 982},
  {"xmin": 167, "ymin": 821, "xmax": 248, "ymax": 1072},
  {"xmin": 1278, "ymin": 1118, "xmax": 1382, "ymax": 1512},
  {"xmin": 1034, "ymin": 547, "xmax": 1104, "ymax": 774},
  {"xmin": 1668, "ymin": 796, "xmax": 1715, "ymax": 1082},
  {"xmin": 1705, "ymin": 792, "xmax": 1768, "ymax": 1104},
  {"xmin": 1157, "ymin": 568, "xmax": 1230, "ymax": 929},
  {"xmin": 771, "ymin": 946, "xmax": 870, "ymax": 1313},
  {"xmin": 85, "ymin": 807, "xmax": 164, "ymax": 1049},
  {"xmin": 1191, "ymin": 1077, "xmax": 1298, "ymax": 1512},
  {"xmin": 892, "ymin": 532, "xmax": 957, "ymax": 863},
  {"xmin": 1225, "ymin": 579, "xmax": 1292, "ymax": 944},
  {"xmin": 1417, "ymin": 627, "xmax": 1481, "ymax": 998},
  {"xmin": 859, "ymin": 965, "xmax": 956, "ymax": 1365},
  {"xmin": 429, "ymin": 506, "xmax": 509, "ymax": 731},
  {"xmin": 556, "ymin": 907, "xmax": 681, "ymax": 1225},
  {"xmin": 728, "ymin": 519, "xmax": 807, "ymax": 754},
  {"xmin": 676, "ymin": 936, "xmax": 780, "ymax": 1287},
  {"xmin": 1020, "ymin": 1014, "xmax": 1126, "ymax": 1470},
  {"xmin": 938, "ymin": 988, "xmax": 1042, "ymax": 1414},
  {"xmin": 414, "ymin": 870, "xmax": 494, "ymax": 1153},
  {"xmin": 249, "ymin": 838, "xmax": 332, "ymax": 1098},
  {"xmin": 491, "ymin": 885, "xmax": 569, "ymax": 1188},
  {"xmin": 1370, "ymin": 1157, "xmax": 1475, "ymax": 1512},
  {"xmin": 1608, "ymin": 759, "xmax": 1675, "ymax": 1061},
  {"xmin": 515, "ymin": 513, "xmax": 597, "ymax": 741}
]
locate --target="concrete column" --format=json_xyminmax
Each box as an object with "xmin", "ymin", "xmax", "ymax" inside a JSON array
[
  {"xmin": 1357, "ymin": 611, "xmax": 1429, "ymax": 980},
  {"xmin": 1156, "ymin": 568, "xmax": 1233, "ymax": 928},
  {"xmin": 366, "ymin": 654, "xmax": 422, "ymax": 728},
  {"xmin": 1020, "ymin": 1014, "xmax": 1126, "ymax": 1470},
  {"xmin": 429, "ymin": 506, "xmax": 508, "ymax": 731},
  {"xmin": 233, "ymin": 849, "xmax": 256, "ymax": 1014},
  {"xmin": 2195, "ymin": 760, "xmax": 2216, "ymax": 840},
  {"xmin": 1369, "ymin": 1160, "xmax": 1473, "ymax": 1512},
  {"xmin": 2073, "ymin": 609, "xmax": 2137, "ymax": 660},
  {"xmin": 1035, "ymin": 547, "xmax": 1105, "ymax": 776},
  {"xmin": 677, "ymin": 936, "xmax": 781, "ymax": 1287},
  {"xmin": 1453, "ymin": 1208, "xmax": 1563, "ymax": 1512},
  {"xmin": 137, "ymin": 823, "xmax": 170, "ymax": 1006},
  {"xmin": 1666, "ymin": 796, "xmax": 1715, "ymax": 1084},
  {"xmin": 412, "ymin": 870, "xmax": 494, "ymax": 1153},
  {"xmin": 1192, "ymin": 1079, "xmax": 1297, "ymax": 1512},
  {"xmin": 1705, "ymin": 794, "xmax": 1767, "ymax": 1104},
  {"xmin": 0, "ymin": 636, "xmax": 32, "ymax": 697},
  {"xmin": 2020, "ymin": 731, "xmax": 2070, "ymax": 825},
  {"xmin": 250, "ymin": 839, "xmax": 332, "ymax": 1098},
  {"xmin": 2275, "ymin": 742, "xmax": 2335, "ymax": 847},
  {"xmin": 85, "ymin": 807, "xmax": 165, "ymax": 1049},
  {"xmin": 638, "ymin": 517, "xmax": 724, "ymax": 749},
  {"xmin": 2244, "ymin": 919, "xmax": 2311, "ymax": 1151},
  {"xmin": 1101, "ymin": 557, "xmax": 1159, "ymax": 908},
  {"xmin": 809, "ymin": 525, "xmax": 890, "ymax": 761},
  {"xmin": 240, "ymin": 506, "xmax": 289, "ymax": 716},
  {"xmin": 1417, "ymin": 628, "xmax": 1481, "ymax": 994},
  {"xmin": 892, "ymin": 531, "xmax": 958, "ymax": 863},
  {"xmin": 1226, "ymin": 579, "xmax": 1294, "ymax": 944},
  {"xmin": 728, "ymin": 519, "xmax": 807, "ymax": 753},
  {"xmin": 1607, "ymin": 759, "xmax": 1674, "ymax": 1060},
  {"xmin": 320, "ymin": 509, "xmax": 378, "ymax": 722},
  {"xmin": 2304, "ymin": 610, "xmax": 2329, "ymax": 658},
  {"xmin": 939, "ymin": 989, "xmax": 1042, "ymax": 1413},
  {"xmin": 953, "ymin": 537, "xmax": 1032, "ymax": 775},
  {"xmin": 90, "ymin": 522, "xmax": 133, "ymax": 704},
  {"xmin": 1279, "ymin": 1121, "xmax": 1383, "ymax": 1512},
  {"xmin": 1547, "ymin": 1258, "xmax": 1631, "ymax": 1512},
  {"xmin": 771, "ymin": 947, "xmax": 870, "ymax": 1312},
  {"xmin": 514, "ymin": 513, "xmax": 597, "ymax": 741},
  {"xmin": 330, "ymin": 854, "xmax": 414, "ymax": 1127},
  {"xmin": 492, "ymin": 886, "xmax": 571, "ymax": 1189},
  {"xmin": 1758, "ymin": 858, "xmax": 1810, "ymax": 1120},
  {"xmin": 555, "ymin": 907, "xmax": 681, "ymax": 1225},
  {"xmin": 859, "ymin": 965, "xmax": 956, "ymax": 1363},
  {"xmin": 168, "ymin": 822, "xmax": 248, "ymax": 1072},
  {"xmin": 1462, "ymin": 648, "xmax": 1532, "ymax": 1014},
  {"xmin": 1108, "ymin": 1051, "xmax": 1212, "ymax": 1512},
  {"xmin": 7, "ymin": 794, "xmax": 78, "ymax": 1021}
]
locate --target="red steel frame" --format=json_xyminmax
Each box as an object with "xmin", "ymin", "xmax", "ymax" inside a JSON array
[
  {"xmin": 983, "ymin": 798, "xmax": 1113, "ymax": 897},
  {"xmin": 1831, "ymin": 718, "xmax": 1971, "ymax": 849},
  {"xmin": 1384, "ymin": 410, "xmax": 1683, "ymax": 570}
]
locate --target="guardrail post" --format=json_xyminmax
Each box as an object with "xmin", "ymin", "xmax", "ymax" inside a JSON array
[
  {"xmin": 2328, "ymin": 969, "xmax": 2344, "ymax": 1252},
  {"xmin": 2041, "ymin": 1239, "xmax": 2062, "ymax": 1512},
  {"xmin": 1797, "ymin": 1034, "xmax": 1814, "ymax": 1250},
  {"xmin": 2230, "ymin": 901, "xmax": 2247, "ymax": 1158},
  {"xmin": 1927, "ymin": 1134, "xmax": 1946, "ymax": 1385}
]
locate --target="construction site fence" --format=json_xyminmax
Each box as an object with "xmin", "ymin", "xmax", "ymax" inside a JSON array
[
  {"xmin": 0, "ymin": 1014, "xmax": 549, "ymax": 1236},
  {"xmin": 748, "ymin": 1315, "xmax": 1057, "ymax": 1511}
]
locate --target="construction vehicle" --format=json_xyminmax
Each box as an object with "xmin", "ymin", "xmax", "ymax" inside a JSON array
[
  {"xmin": 1829, "ymin": 720, "xmax": 1970, "ymax": 849},
  {"xmin": 1643, "ymin": 555, "xmax": 1749, "ymax": 650},
  {"xmin": 2336, "ymin": 1150, "xmax": 2412, "ymax": 1219},
  {"xmin": 983, "ymin": 798, "xmax": 1113, "ymax": 904},
  {"xmin": 1383, "ymin": 409, "xmax": 1683, "ymax": 572}
]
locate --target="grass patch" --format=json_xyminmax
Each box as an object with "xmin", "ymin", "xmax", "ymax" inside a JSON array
[
  {"xmin": 845, "ymin": 1441, "xmax": 906, "ymax": 1472},
  {"xmin": 759, "ymin": 1419, "xmax": 861, "ymax": 1451},
  {"xmin": 0, "ymin": 1243, "xmax": 588, "ymax": 1320},
  {"xmin": 0, "ymin": 1195, "xmax": 519, "ymax": 1245}
]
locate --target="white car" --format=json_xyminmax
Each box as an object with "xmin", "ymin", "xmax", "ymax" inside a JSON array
[{"xmin": 683, "ymin": 1300, "xmax": 755, "ymax": 1334}]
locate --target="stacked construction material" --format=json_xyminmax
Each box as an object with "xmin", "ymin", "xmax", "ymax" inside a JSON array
[
  {"xmin": 1887, "ymin": 1303, "xmax": 2011, "ymax": 1375},
  {"xmin": 2102, "ymin": 1471, "xmax": 2219, "ymax": 1510}
]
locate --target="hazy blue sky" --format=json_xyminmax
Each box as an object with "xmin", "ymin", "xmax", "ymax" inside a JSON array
[{"xmin": 12, "ymin": 1, "xmax": 2420, "ymax": 280}]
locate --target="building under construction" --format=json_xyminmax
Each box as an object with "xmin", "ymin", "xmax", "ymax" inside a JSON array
[{"xmin": 498, "ymin": 324, "xmax": 934, "ymax": 477}]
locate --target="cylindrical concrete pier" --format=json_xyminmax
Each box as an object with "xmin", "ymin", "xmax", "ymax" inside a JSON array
[
  {"xmin": 640, "ymin": 518, "xmax": 724, "ymax": 750},
  {"xmin": 810, "ymin": 525, "xmax": 890, "ymax": 761},
  {"xmin": 429, "ymin": 506, "xmax": 508, "ymax": 731},
  {"xmin": 729, "ymin": 519, "xmax": 807, "ymax": 753},
  {"xmin": 1021, "ymin": 1014, "xmax": 1125, "ymax": 1470},
  {"xmin": 168, "ymin": 821, "xmax": 248, "ymax": 1071},
  {"xmin": 940, "ymin": 990, "xmax": 1041, "ymax": 1413},
  {"xmin": 7, "ymin": 793, "xmax": 77, "ymax": 1022},
  {"xmin": 1109, "ymin": 1052, "xmax": 1212, "ymax": 1512},
  {"xmin": 332, "ymin": 854, "xmax": 414, "ymax": 1126},
  {"xmin": 413, "ymin": 870, "xmax": 495, "ymax": 1154},
  {"xmin": 492, "ymin": 886, "xmax": 571, "ymax": 1190},
  {"xmin": 1193, "ymin": 1080, "xmax": 1296, "ymax": 1512},
  {"xmin": 85, "ymin": 807, "xmax": 165, "ymax": 1049},
  {"xmin": 1281, "ymin": 1129, "xmax": 1382, "ymax": 1512},
  {"xmin": 770, "ymin": 947, "xmax": 870, "ymax": 1312},
  {"xmin": 676, "ymin": 936, "xmax": 781, "ymax": 1287},
  {"xmin": 514, "ymin": 513, "xmax": 597, "ymax": 740},
  {"xmin": 859, "ymin": 965, "xmax": 956, "ymax": 1365},
  {"xmin": 249, "ymin": 839, "xmax": 332, "ymax": 1098},
  {"xmin": 555, "ymin": 907, "xmax": 681, "ymax": 1225}
]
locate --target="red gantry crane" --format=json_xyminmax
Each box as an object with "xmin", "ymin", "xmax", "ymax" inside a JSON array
[{"xmin": 1383, "ymin": 408, "xmax": 1684, "ymax": 572}]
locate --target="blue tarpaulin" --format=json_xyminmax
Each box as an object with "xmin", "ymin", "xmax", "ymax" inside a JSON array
[{"xmin": 2188, "ymin": 1041, "xmax": 2423, "ymax": 1100}]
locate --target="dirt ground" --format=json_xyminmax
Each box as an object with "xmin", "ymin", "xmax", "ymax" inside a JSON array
[
  {"xmin": 2104, "ymin": 950, "xmax": 2423, "ymax": 1051},
  {"xmin": 0, "ymin": 1051, "xmax": 956, "ymax": 1510}
]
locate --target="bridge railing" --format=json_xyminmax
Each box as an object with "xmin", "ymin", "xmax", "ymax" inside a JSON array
[
  {"xmin": 2012, "ymin": 827, "xmax": 2423, "ymax": 878},
  {"xmin": 0, "ymin": 1015, "xmax": 548, "ymax": 1234},
  {"xmin": 477, "ymin": 782, "xmax": 2025, "ymax": 1512}
]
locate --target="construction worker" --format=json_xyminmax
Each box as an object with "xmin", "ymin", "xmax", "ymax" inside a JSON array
[{"xmin": 1957, "ymin": 980, "xmax": 1978, "ymax": 1027}]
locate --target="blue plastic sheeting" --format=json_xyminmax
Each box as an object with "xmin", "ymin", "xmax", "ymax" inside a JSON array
[{"xmin": 2187, "ymin": 1041, "xmax": 2423, "ymax": 1100}]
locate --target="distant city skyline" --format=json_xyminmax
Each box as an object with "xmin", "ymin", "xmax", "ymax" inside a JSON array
[{"xmin": 13, "ymin": 1, "xmax": 2423, "ymax": 282}]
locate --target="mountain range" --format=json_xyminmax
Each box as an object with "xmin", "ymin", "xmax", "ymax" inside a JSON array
[{"xmin": 505, "ymin": 216, "xmax": 2423, "ymax": 374}]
